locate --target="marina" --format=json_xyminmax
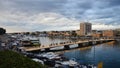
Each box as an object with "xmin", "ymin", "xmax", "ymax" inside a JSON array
[
  {"xmin": 17, "ymin": 36, "xmax": 115, "ymax": 52},
  {"xmin": 23, "ymin": 51, "xmax": 97, "ymax": 68},
  {"xmin": 1, "ymin": 0, "xmax": 120, "ymax": 68},
  {"xmin": 4, "ymin": 34, "xmax": 119, "ymax": 68}
]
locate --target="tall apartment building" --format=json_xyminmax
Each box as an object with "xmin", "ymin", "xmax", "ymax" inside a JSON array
[{"xmin": 80, "ymin": 22, "xmax": 92, "ymax": 36}]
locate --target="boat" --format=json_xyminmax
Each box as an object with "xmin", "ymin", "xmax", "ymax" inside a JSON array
[
  {"xmin": 21, "ymin": 37, "xmax": 40, "ymax": 47},
  {"xmin": 40, "ymin": 52, "xmax": 61, "ymax": 60},
  {"xmin": 54, "ymin": 59, "xmax": 79, "ymax": 68},
  {"xmin": 61, "ymin": 60, "xmax": 78, "ymax": 66},
  {"xmin": 32, "ymin": 58, "xmax": 44, "ymax": 64}
]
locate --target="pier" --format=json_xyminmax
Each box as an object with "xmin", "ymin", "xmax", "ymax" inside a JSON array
[{"xmin": 19, "ymin": 38, "xmax": 115, "ymax": 52}]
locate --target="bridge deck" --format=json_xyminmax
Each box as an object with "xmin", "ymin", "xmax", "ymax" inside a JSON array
[{"xmin": 19, "ymin": 39, "xmax": 114, "ymax": 51}]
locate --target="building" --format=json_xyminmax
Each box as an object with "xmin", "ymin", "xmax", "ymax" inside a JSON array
[
  {"xmin": 80, "ymin": 22, "xmax": 92, "ymax": 36},
  {"xmin": 103, "ymin": 30, "xmax": 116, "ymax": 37},
  {"xmin": 115, "ymin": 28, "xmax": 120, "ymax": 36},
  {"xmin": 92, "ymin": 30, "xmax": 103, "ymax": 38},
  {"xmin": 92, "ymin": 33, "xmax": 102, "ymax": 38},
  {"xmin": 75, "ymin": 30, "xmax": 80, "ymax": 36}
]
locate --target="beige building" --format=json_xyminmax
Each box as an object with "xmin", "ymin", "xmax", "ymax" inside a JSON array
[
  {"xmin": 75, "ymin": 30, "xmax": 80, "ymax": 35},
  {"xmin": 80, "ymin": 22, "xmax": 92, "ymax": 36}
]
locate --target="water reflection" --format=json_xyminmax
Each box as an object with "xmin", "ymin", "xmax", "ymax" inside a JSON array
[
  {"xmin": 63, "ymin": 41, "xmax": 120, "ymax": 68},
  {"xmin": 106, "ymin": 41, "xmax": 115, "ymax": 45},
  {"xmin": 38, "ymin": 37, "xmax": 120, "ymax": 68}
]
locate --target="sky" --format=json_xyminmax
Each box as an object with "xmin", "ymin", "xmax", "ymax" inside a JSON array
[{"xmin": 0, "ymin": 0, "xmax": 120, "ymax": 33}]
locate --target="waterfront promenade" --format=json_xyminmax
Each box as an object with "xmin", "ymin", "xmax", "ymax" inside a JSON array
[{"xmin": 20, "ymin": 38, "xmax": 114, "ymax": 51}]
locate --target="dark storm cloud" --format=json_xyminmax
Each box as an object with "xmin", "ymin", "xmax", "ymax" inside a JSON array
[
  {"xmin": 107, "ymin": 0, "xmax": 120, "ymax": 6},
  {"xmin": 68, "ymin": 0, "xmax": 120, "ymax": 25},
  {"xmin": 0, "ymin": 0, "xmax": 67, "ymax": 13},
  {"xmin": 1, "ymin": 0, "xmax": 119, "ymax": 18},
  {"xmin": 60, "ymin": 0, "xmax": 93, "ymax": 18}
]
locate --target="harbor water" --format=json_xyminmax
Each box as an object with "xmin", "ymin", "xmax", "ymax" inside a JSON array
[
  {"xmin": 39, "ymin": 37, "xmax": 120, "ymax": 68},
  {"xmin": 63, "ymin": 41, "xmax": 120, "ymax": 68}
]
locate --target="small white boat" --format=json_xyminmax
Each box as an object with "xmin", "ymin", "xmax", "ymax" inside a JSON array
[
  {"xmin": 40, "ymin": 52, "xmax": 61, "ymax": 60},
  {"xmin": 32, "ymin": 58, "xmax": 44, "ymax": 64},
  {"xmin": 61, "ymin": 60, "xmax": 78, "ymax": 66},
  {"xmin": 21, "ymin": 36, "xmax": 40, "ymax": 46}
]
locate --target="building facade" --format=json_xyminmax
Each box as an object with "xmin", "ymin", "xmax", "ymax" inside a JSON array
[
  {"xmin": 115, "ymin": 29, "xmax": 120, "ymax": 36},
  {"xmin": 80, "ymin": 22, "xmax": 92, "ymax": 36},
  {"xmin": 103, "ymin": 30, "xmax": 116, "ymax": 37},
  {"xmin": 91, "ymin": 30, "xmax": 103, "ymax": 38}
]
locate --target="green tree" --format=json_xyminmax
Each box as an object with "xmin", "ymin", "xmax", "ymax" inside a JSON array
[
  {"xmin": 0, "ymin": 28, "xmax": 6, "ymax": 35},
  {"xmin": 71, "ymin": 31, "xmax": 77, "ymax": 37}
]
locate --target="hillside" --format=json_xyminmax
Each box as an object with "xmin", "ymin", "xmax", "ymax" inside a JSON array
[{"xmin": 0, "ymin": 50, "xmax": 47, "ymax": 68}]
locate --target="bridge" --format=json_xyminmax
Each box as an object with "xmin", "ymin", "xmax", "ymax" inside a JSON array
[{"xmin": 19, "ymin": 38, "xmax": 115, "ymax": 52}]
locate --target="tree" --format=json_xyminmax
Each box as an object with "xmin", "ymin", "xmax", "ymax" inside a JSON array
[
  {"xmin": 0, "ymin": 28, "xmax": 6, "ymax": 35},
  {"xmin": 71, "ymin": 31, "xmax": 77, "ymax": 37},
  {"xmin": 25, "ymin": 32, "xmax": 30, "ymax": 35}
]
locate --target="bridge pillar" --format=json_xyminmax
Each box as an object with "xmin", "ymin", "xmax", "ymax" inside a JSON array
[
  {"xmin": 93, "ymin": 41, "xmax": 96, "ymax": 45},
  {"xmin": 82, "ymin": 43, "xmax": 86, "ymax": 46},
  {"xmin": 108, "ymin": 40, "xmax": 111, "ymax": 42},
  {"xmin": 100, "ymin": 40, "xmax": 103, "ymax": 43},
  {"xmin": 96, "ymin": 41, "xmax": 101, "ymax": 44},
  {"xmin": 64, "ymin": 45, "xmax": 70, "ymax": 50},
  {"xmin": 45, "ymin": 48, "xmax": 50, "ymax": 52},
  {"xmin": 103, "ymin": 40, "xmax": 107, "ymax": 43},
  {"xmin": 89, "ymin": 41, "xmax": 93, "ymax": 45},
  {"xmin": 78, "ymin": 43, "xmax": 83, "ymax": 47},
  {"xmin": 86, "ymin": 42, "xmax": 89, "ymax": 45}
]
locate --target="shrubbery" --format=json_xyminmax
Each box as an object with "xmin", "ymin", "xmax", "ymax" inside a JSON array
[
  {"xmin": 0, "ymin": 50, "xmax": 47, "ymax": 68},
  {"xmin": 0, "ymin": 28, "xmax": 6, "ymax": 35}
]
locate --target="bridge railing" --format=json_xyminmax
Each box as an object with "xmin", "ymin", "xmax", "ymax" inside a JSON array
[{"xmin": 21, "ymin": 38, "xmax": 115, "ymax": 51}]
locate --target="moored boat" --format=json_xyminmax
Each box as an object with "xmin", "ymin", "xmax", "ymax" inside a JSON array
[{"xmin": 21, "ymin": 37, "xmax": 40, "ymax": 47}]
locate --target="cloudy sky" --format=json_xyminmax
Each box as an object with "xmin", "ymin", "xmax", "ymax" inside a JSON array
[{"xmin": 0, "ymin": 0, "xmax": 120, "ymax": 33}]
